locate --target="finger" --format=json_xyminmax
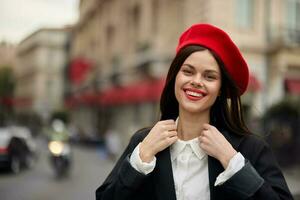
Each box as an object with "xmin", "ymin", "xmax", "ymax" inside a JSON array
[
  {"xmin": 162, "ymin": 124, "xmax": 177, "ymax": 131},
  {"xmin": 199, "ymin": 142, "xmax": 208, "ymax": 152},
  {"xmin": 198, "ymin": 134, "xmax": 206, "ymax": 142},
  {"xmin": 198, "ymin": 135, "xmax": 203, "ymax": 142},
  {"xmin": 199, "ymin": 135, "xmax": 209, "ymax": 144},
  {"xmin": 167, "ymin": 135, "xmax": 178, "ymax": 145},
  {"xmin": 199, "ymin": 141, "xmax": 205, "ymax": 148},
  {"xmin": 199, "ymin": 143, "xmax": 213, "ymax": 157},
  {"xmin": 167, "ymin": 130, "xmax": 177, "ymax": 137},
  {"xmin": 203, "ymin": 123, "xmax": 211, "ymax": 130},
  {"xmin": 201, "ymin": 129, "xmax": 210, "ymax": 137},
  {"xmin": 162, "ymin": 130, "xmax": 177, "ymax": 138}
]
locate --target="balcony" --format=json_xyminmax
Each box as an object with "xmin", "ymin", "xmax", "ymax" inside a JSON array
[{"xmin": 268, "ymin": 25, "xmax": 300, "ymax": 48}]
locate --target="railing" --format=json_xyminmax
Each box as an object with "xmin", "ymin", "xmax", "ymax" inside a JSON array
[{"xmin": 268, "ymin": 25, "xmax": 300, "ymax": 47}]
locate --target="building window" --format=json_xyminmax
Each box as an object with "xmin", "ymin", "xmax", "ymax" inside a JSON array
[
  {"xmin": 235, "ymin": 0, "xmax": 254, "ymax": 29},
  {"xmin": 286, "ymin": 0, "xmax": 300, "ymax": 31},
  {"xmin": 286, "ymin": 0, "xmax": 300, "ymax": 43}
]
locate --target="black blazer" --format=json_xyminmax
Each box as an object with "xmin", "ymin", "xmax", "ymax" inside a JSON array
[{"xmin": 96, "ymin": 128, "xmax": 293, "ymax": 200}]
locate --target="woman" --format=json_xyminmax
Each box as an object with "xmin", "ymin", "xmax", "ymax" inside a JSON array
[{"xmin": 96, "ymin": 24, "xmax": 293, "ymax": 200}]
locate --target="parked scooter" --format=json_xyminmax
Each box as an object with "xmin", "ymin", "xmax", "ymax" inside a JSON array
[{"xmin": 47, "ymin": 119, "xmax": 72, "ymax": 178}]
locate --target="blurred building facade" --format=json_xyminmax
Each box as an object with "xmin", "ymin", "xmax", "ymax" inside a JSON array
[
  {"xmin": 266, "ymin": 0, "xmax": 300, "ymax": 104},
  {"xmin": 15, "ymin": 28, "xmax": 71, "ymax": 123},
  {"xmin": 66, "ymin": 0, "xmax": 300, "ymax": 147},
  {"xmin": 0, "ymin": 42, "xmax": 16, "ymax": 68}
]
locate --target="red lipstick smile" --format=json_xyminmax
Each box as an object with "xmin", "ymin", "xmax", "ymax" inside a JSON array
[{"xmin": 183, "ymin": 88, "xmax": 207, "ymax": 101}]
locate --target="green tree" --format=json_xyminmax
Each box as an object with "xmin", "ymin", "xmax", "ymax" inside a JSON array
[
  {"xmin": 0, "ymin": 66, "xmax": 15, "ymax": 125},
  {"xmin": 0, "ymin": 66, "xmax": 15, "ymax": 96}
]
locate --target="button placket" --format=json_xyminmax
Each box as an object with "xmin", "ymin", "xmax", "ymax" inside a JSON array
[{"xmin": 181, "ymin": 145, "xmax": 193, "ymax": 199}]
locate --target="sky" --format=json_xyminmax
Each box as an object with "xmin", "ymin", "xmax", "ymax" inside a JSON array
[{"xmin": 0, "ymin": 0, "xmax": 79, "ymax": 44}]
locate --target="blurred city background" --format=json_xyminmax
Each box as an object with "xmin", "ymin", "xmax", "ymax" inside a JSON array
[{"xmin": 0, "ymin": 0, "xmax": 300, "ymax": 199}]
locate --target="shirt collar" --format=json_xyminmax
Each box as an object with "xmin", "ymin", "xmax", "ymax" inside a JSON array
[
  {"xmin": 171, "ymin": 138, "xmax": 206, "ymax": 161},
  {"xmin": 170, "ymin": 117, "xmax": 206, "ymax": 161}
]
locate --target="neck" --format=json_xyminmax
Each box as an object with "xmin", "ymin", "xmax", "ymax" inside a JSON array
[{"xmin": 177, "ymin": 110, "xmax": 210, "ymax": 141}]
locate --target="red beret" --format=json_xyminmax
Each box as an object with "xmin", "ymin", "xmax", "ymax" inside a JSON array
[{"xmin": 176, "ymin": 24, "xmax": 249, "ymax": 96}]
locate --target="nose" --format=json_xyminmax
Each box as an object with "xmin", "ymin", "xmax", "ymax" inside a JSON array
[{"xmin": 191, "ymin": 74, "xmax": 204, "ymax": 88}]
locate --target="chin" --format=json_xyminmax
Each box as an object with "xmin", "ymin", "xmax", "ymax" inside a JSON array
[{"xmin": 179, "ymin": 102, "xmax": 210, "ymax": 114}]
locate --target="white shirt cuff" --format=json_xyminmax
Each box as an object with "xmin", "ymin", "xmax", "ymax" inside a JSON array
[
  {"xmin": 129, "ymin": 143, "xmax": 156, "ymax": 175},
  {"xmin": 214, "ymin": 152, "xmax": 245, "ymax": 186}
]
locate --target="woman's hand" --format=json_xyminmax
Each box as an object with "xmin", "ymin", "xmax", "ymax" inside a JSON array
[
  {"xmin": 140, "ymin": 120, "xmax": 178, "ymax": 163},
  {"xmin": 199, "ymin": 123, "xmax": 237, "ymax": 169}
]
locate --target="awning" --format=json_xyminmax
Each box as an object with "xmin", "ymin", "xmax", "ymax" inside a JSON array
[
  {"xmin": 285, "ymin": 78, "xmax": 300, "ymax": 95},
  {"xmin": 100, "ymin": 78, "xmax": 165, "ymax": 106},
  {"xmin": 65, "ymin": 79, "xmax": 165, "ymax": 107},
  {"xmin": 0, "ymin": 97, "xmax": 32, "ymax": 107},
  {"xmin": 247, "ymin": 74, "xmax": 261, "ymax": 92}
]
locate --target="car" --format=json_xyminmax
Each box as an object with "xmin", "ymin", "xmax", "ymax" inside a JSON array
[{"xmin": 0, "ymin": 126, "xmax": 37, "ymax": 174}]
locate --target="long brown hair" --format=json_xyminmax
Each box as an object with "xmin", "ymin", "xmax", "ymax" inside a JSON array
[{"xmin": 160, "ymin": 45, "xmax": 251, "ymax": 136}]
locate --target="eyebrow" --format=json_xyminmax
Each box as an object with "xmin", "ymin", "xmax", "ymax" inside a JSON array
[{"xmin": 182, "ymin": 63, "xmax": 220, "ymax": 74}]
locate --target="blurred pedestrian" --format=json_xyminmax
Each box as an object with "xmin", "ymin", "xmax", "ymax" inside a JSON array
[
  {"xmin": 104, "ymin": 128, "xmax": 121, "ymax": 162},
  {"xmin": 96, "ymin": 24, "xmax": 293, "ymax": 199},
  {"xmin": 49, "ymin": 119, "xmax": 69, "ymax": 142}
]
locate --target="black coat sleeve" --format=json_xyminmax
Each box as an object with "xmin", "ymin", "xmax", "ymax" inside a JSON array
[
  {"xmin": 95, "ymin": 128, "xmax": 152, "ymax": 200},
  {"xmin": 250, "ymin": 141, "xmax": 294, "ymax": 199},
  {"xmin": 220, "ymin": 136, "xmax": 293, "ymax": 200}
]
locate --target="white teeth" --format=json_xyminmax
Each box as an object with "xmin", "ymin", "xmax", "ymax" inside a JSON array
[{"xmin": 186, "ymin": 90, "xmax": 203, "ymax": 97}]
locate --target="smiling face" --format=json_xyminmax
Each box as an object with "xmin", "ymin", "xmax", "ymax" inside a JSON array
[{"xmin": 174, "ymin": 50, "xmax": 222, "ymax": 115}]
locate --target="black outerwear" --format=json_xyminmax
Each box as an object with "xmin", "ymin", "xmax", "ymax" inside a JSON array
[{"xmin": 96, "ymin": 128, "xmax": 293, "ymax": 200}]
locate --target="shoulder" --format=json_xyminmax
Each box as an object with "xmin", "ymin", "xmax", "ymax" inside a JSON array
[
  {"xmin": 241, "ymin": 133, "xmax": 268, "ymax": 150},
  {"xmin": 238, "ymin": 133, "xmax": 271, "ymax": 163},
  {"xmin": 223, "ymin": 129, "xmax": 270, "ymax": 163},
  {"xmin": 222, "ymin": 130, "xmax": 267, "ymax": 152}
]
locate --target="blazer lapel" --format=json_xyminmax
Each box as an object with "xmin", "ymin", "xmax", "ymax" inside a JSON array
[
  {"xmin": 208, "ymin": 130, "xmax": 244, "ymax": 200},
  {"xmin": 208, "ymin": 156, "xmax": 224, "ymax": 200},
  {"xmin": 154, "ymin": 147, "xmax": 177, "ymax": 200}
]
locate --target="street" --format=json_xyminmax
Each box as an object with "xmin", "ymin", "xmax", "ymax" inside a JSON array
[
  {"xmin": 0, "ymin": 138, "xmax": 114, "ymax": 200},
  {"xmin": 1, "ymin": 137, "xmax": 300, "ymax": 200}
]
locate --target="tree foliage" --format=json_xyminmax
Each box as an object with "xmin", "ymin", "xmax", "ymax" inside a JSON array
[{"xmin": 0, "ymin": 66, "xmax": 15, "ymax": 97}]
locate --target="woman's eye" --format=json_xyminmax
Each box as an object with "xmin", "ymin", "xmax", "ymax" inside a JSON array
[
  {"xmin": 205, "ymin": 74, "xmax": 217, "ymax": 80},
  {"xmin": 182, "ymin": 69, "xmax": 192, "ymax": 75}
]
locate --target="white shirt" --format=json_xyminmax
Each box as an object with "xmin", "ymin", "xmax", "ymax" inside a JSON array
[
  {"xmin": 171, "ymin": 138, "xmax": 210, "ymax": 199},
  {"xmin": 130, "ymin": 124, "xmax": 245, "ymax": 200}
]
